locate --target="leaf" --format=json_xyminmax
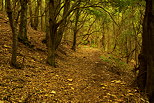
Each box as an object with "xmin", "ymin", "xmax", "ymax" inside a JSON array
[
  {"xmin": 102, "ymin": 87, "xmax": 106, "ymax": 89},
  {"xmin": 100, "ymin": 83, "xmax": 107, "ymax": 87},
  {"xmin": 3, "ymin": 44, "xmax": 10, "ymax": 48},
  {"xmin": 68, "ymin": 84, "xmax": 73, "ymax": 86},
  {"xmin": 115, "ymin": 80, "xmax": 122, "ymax": 83},
  {"xmin": 127, "ymin": 90, "xmax": 131, "ymax": 92},
  {"xmin": 0, "ymin": 101, "xmax": 4, "ymax": 103},
  {"xmin": 111, "ymin": 80, "xmax": 122, "ymax": 83},
  {"xmin": 45, "ymin": 93, "xmax": 53, "ymax": 97},
  {"xmin": 71, "ymin": 87, "xmax": 74, "ymax": 90},
  {"xmin": 51, "ymin": 90, "xmax": 56, "ymax": 94},
  {"xmin": 127, "ymin": 93, "xmax": 134, "ymax": 96},
  {"xmin": 67, "ymin": 79, "xmax": 73, "ymax": 82}
]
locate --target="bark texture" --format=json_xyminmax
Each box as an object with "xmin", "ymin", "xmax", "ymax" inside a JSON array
[
  {"xmin": 6, "ymin": 0, "xmax": 18, "ymax": 67},
  {"xmin": 138, "ymin": 0, "xmax": 154, "ymax": 102}
]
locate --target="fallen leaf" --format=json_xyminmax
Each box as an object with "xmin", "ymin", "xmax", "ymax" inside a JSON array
[
  {"xmin": 67, "ymin": 79, "xmax": 73, "ymax": 82},
  {"xmin": 102, "ymin": 87, "xmax": 105, "ymax": 89},
  {"xmin": 0, "ymin": 101, "xmax": 4, "ymax": 103},
  {"xmin": 115, "ymin": 80, "xmax": 122, "ymax": 84},
  {"xmin": 45, "ymin": 94, "xmax": 53, "ymax": 97},
  {"xmin": 111, "ymin": 80, "xmax": 115, "ymax": 83},
  {"xmin": 68, "ymin": 84, "xmax": 73, "ymax": 86},
  {"xmin": 51, "ymin": 90, "xmax": 56, "ymax": 94},
  {"xmin": 111, "ymin": 80, "xmax": 122, "ymax": 84},
  {"xmin": 3, "ymin": 44, "xmax": 10, "ymax": 48},
  {"xmin": 100, "ymin": 83, "xmax": 107, "ymax": 87},
  {"xmin": 127, "ymin": 93, "xmax": 134, "ymax": 96}
]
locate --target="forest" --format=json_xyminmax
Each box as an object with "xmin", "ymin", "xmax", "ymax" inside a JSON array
[{"xmin": 0, "ymin": 0, "xmax": 154, "ymax": 102}]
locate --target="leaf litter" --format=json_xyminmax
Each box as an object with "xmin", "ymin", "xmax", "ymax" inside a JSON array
[{"xmin": 0, "ymin": 12, "xmax": 149, "ymax": 103}]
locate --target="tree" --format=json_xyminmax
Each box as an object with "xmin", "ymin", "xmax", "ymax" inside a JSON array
[
  {"xmin": 72, "ymin": 0, "xmax": 81, "ymax": 51},
  {"xmin": 0, "ymin": 0, "xmax": 4, "ymax": 11},
  {"xmin": 28, "ymin": 0, "xmax": 41, "ymax": 30},
  {"xmin": 6, "ymin": 0, "xmax": 18, "ymax": 68},
  {"xmin": 47, "ymin": 0, "xmax": 58, "ymax": 67},
  {"xmin": 46, "ymin": 0, "xmax": 71, "ymax": 66},
  {"xmin": 18, "ymin": 0, "xmax": 29, "ymax": 46},
  {"xmin": 137, "ymin": 0, "xmax": 154, "ymax": 102}
]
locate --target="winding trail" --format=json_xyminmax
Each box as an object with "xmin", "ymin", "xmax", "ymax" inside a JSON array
[
  {"xmin": 52, "ymin": 46, "xmax": 143, "ymax": 102},
  {"xmin": 0, "ymin": 12, "xmax": 147, "ymax": 102}
]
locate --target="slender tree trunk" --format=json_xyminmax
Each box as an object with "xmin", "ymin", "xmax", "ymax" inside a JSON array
[
  {"xmin": 18, "ymin": 0, "xmax": 28, "ymax": 44},
  {"xmin": 0, "ymin": 0, "xmax": 3, "ymax": 11},
  {"xmin": 28, "ymin": 0, "xmax": 34, "ymax": 29},
  {"xmin": 56, "ymin": 0, "xmax": 70, "ymax": 49},
  {"xmin": 72, "ymin": 2, "xmax": 80, "ymax": 51},
  {"xmin": 6, "ymin": 0, "xmax": 18, "ymax": 67},
  {"xmin": 33, "ymin": 0, "xmax": 40, "ymax": 30},
  {"xmin": 40, "ymin": 0, "xmax": 45, "ymax": 31},
  {"xmin": 42, "ymin": 0, "xmax": 49, "ymax": 45}
]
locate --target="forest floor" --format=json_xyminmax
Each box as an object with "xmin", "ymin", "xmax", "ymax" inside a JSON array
[{"xmin": 0, "ymin": 12, "xmax": 148, "ymax": 103}]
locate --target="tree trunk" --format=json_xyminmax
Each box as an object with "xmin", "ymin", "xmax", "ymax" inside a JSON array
[
  {"xmin": 0, "ymin": 0, "xmax": 3, "ymax": 11},
  {"xmin": 145, "ymin": 1, "xmax": 154, "ymax": 102},
  {"xmin": 46, "ymin": 0, "xmax": 58, "ymax": 67},
  {"xmin": 138, "ymin": 0, "xmax": 154, "ymax": 102},
  {"xmin": 33, "ymin": 0, "xmax": 40, "ymax": 30},
  {"xmin": 28, "ymin": 0, "xmax": 35, "ymax": 29},
  {"xmin": 56, "ymin": 0, "xmax": 70, "ymax": 49},
  {"xmin": 40, "ymin": 0, "xmax": 45, "ymax": 31},
  {"xmin": 46, "ymin": 0, "xmax": 71, "ymax": 66},
  {"xmin": 18, "ymin": 0, "xmax": 29, "ymax": 45},
  {"xmin": 42, "ymin": 0, "xmax": 49, "ymax": 45},
  {"xmin": 6, "ymin": 0, "xmax": 18, "ymax": 67},
  {"xmin": 72, "ymin": 2, "xmax": 80, "ymax": 51}
]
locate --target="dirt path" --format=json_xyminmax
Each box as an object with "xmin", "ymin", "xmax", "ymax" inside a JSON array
[
  {"xmin": 0, "ymin": 12, "xmax": 147, "ymax": 102},
  {"xmin": 0, "ymin": 44, "xmax": 147, "ymax": 102},
  {"xmin": 54, "ymin": 46, "xmax": 140, "ymax": 103}
]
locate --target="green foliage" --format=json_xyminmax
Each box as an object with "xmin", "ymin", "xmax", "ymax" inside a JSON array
[
  {"xmin": 100, "ymin": 56, "xmax": 111, "ymax": 62},
  {"xmin": 90, "ymin": 44, "xmax": 97, "ymax": 48},
  {"xmin": 111, "ymin": 0, "xmax": 141, "ymax": 12},
  {"xmin": 100, "ymin": 54, "xmax": 127, "ymax": 68},
  {"xmin": 85, "ymin": 7, "xmax": 104, "ymax": 18},
  {"xmin": 81, "ymin": 40, "xmax": 89, "ymax": 45}
]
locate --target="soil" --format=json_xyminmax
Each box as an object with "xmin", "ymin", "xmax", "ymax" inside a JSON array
[{"xmin": 0, "ymin": 12, "xmax": 148, "ymax": 103}]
